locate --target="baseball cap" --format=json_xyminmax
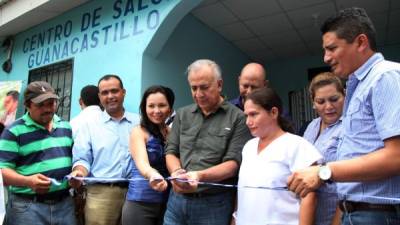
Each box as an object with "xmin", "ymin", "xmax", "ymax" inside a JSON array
[{"xmin": 24, "ymin": 81, "xmax": 59, "ymax": 104}]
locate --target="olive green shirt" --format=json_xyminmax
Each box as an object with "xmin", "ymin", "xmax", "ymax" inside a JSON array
[{"xmin": 165, "ymin": 101, "xmax": 252, "ymax": 192}]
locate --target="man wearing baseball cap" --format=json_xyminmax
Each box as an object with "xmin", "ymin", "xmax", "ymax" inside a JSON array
[{"xmin": 0, "ymin": 81, "xmax": 76, "ymax": 225}]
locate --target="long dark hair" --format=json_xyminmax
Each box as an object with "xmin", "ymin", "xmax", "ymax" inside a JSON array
[
  {"xmin": 139, "ymin": 85, "xmax": 175, "ymax": 142},
  {"xmin": 246, "ymin": 87, "xmax": 294, "ymax": 133}
]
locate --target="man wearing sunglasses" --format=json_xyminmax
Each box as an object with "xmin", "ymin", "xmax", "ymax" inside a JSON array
[{"xmin": 0, "ymin": 81, "xmax": 76, "ymax": 225}]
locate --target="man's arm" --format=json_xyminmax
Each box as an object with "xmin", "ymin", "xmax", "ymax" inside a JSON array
[
  {"xmin": 330, "ymin": 136, "xmax": 400, "ymax": 181},
  {"xmin": 69, "ymin": 123, "xmax": 92, "ymax": 188},
  {"xmin": 189, "ymin": 160, "xmax": 239, "ymax": 182},
  {"xmin": 187, "ymin": 112, "xmax": 251, "ymax": 183},
  {"xmin": 166, "ymin": 154, "xmax": 183, "ymax": 175},
  {"xmin": 1, "ymin": 168, "xmax": 51, "ymax": 194},
  {"xmin": 288, "ymin": 136, "xmax": 400, "ymax": 197},
  {"xmin": 177, "ymin": 112, "xmax": 250, "ymax": 192},
  {"xmin": 69, "ymin": 165, "xmax": 89, "ymax": 188}
]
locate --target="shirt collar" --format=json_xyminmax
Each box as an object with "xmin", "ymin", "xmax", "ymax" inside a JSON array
[
  {"xmin": 190, "ymin": 100, "xmax": 230, "ymax": 114},
  {"xmin": 23, "ymin": 113, "xmax": 61, "ymax": 129},
  {"xmin": 234, "ymin": 95, "xmax": 244, "ymax": 110},
  {"xmin": 83, "ymin": 105, "xmax": 101, "ymax": 112},
  {"xmin": 328, "ymin": 116, "xmax": 343, "ymax": 127},
  {"xmin": 101, "ymin": 109, "xmax": 132, "ymax": 123},
  {"xmin": 352, "ymin": 53, "xmax": 384, "ymax": 81}
]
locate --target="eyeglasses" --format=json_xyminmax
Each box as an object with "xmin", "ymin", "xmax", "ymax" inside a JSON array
[{"xmin": 314, "ymin": 95, "xmax": 342, "ymax": 105}]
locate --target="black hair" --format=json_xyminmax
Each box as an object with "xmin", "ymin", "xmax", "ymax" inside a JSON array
[
  {"xmin": 80, "ymin": 85, "xmax": 100, "ymax": 106},
  {"xmin": 6, "ymin": 90, "xmax": 19, "ymax": 101},
  {"xmin": 246, "ymin": 87, "xmax": 295, "ymax": 133},
  {"xmin": 139, "ymin": 85, "xmax": 175, "ymax": 142},
  {"xmin": 98, "ymin": 74, "xmax": 124, "ymax": 89},
  {"xmin": 321, "ymin": 7, "xmax": 377, "ymax": 51}
]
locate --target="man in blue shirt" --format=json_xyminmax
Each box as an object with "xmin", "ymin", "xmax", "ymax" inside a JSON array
[
  {"xmin": 70, "ymin": 75, "xmax": 140, "ymax": 225},
  {"xmin": 288, "ymin": 7, "xmax": 400, "ymax": 225},
  {"xmin": 230, "ymin": 63, "xmax": 267, "ymax": 111}
]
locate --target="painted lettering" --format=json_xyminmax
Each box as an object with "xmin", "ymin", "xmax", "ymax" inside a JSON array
[
  {"xmin": 81, "ymin": 12, "xmax": 91, "ymax": 32},
  {"xmin": 91, "ymin": 30, "xmax": 99, "ymax": 48},
  {"xmin": 124, "ymin": 0, "xmax": 135, "ymax": 16},
  {"xmin": 147, "ymin": 10, "xmax": 159, "ymax": 30},
  {"xmin": 82, "ymin": 7, "xmax": 103, "ymax": 31},
  {"xmin": 80, "ymin": 34, "xmax": 88, "ymax": 52},
  {"xmin": 102, "ymin": 25, "xmax": 112, "ymax": 45},
  {"xmin": 113, "ymin": 22, "xmax": 119, "ymax": 42},
  {"xmin": 64, "ymin": 20, "xmax": 73, "ymax": 37},
  {"xmin": 37, "ymin": 32, "xmax": 46, "ymax": 49},
  {"xmin": 54, "ymin": 24, "xmax": 63, "ymax": 42},
  {"xmin": 23, "ymin": 38, "xmax": 29, "ymax": 53},
  {"xmin": 138, "ymin": 0, "xmax": 148, "ymax": 11},
  {"xmin": 113, "ymin": 0, "xmax": 122, "ymax": 19},
  {"xmin": 71, "ymin": 37, "xmax": 80, "ymax": 54},
  {"xmin": 35, "ymin": 49, "xmax": 43, "ymax": 66},
  {"xmin": 132, "ymin": 16, "xmax": 143, "ymax": 35},
  {"xmin": 43, "ymin": 47, "xmax": 50, "ymax": 64},
  {"xmin": 30, "ymin": 34, "xmax": 37, "ymax": 51},
  {"xmin": 61, "ymin": 41, "xmax": 69, "ymax": 58},
  {"xmin": 52, "ymin": 44, "xmax": 60, "ymax": 61},
  {"xmin": 47, "ymin": 27, "xmax": 54, "ymax": 44},
  {"xmin": 28, "ymin": 53, "xmax": 34, "ymax": 68},
  {"xmin": 119, "ymin": 20, "xmax": 129, "ymax": 40},
  {"xmin": 93, "ymin": 7, "xmax": 102, "ymax": 28}
]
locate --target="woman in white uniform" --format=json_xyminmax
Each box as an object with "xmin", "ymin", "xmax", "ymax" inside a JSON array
[{"xmin": 236, "ymin": 87, "xmax": 322, "ymax": 225}]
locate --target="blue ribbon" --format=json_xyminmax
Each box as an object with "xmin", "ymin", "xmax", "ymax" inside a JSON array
[{"xmin": 57, "ymin": 175, "xmax": 400, "ymax": 203}]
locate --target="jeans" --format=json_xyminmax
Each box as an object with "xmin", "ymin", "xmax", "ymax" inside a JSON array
[
  {"xmin": 5, "ymin": 193, "xmax": 76, "ymax": 225},
  {"xmin": 342, "ymin": 210, "xmax": 400, "ymax": 225},
  {"xmin": 163, "ymin": 191, "xmax": 234, "ymax": 225}
]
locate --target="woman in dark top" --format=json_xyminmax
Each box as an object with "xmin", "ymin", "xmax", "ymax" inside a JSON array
[{"xmin": 122, "ymin": 85, "xmax": 174, "ymax": 225}]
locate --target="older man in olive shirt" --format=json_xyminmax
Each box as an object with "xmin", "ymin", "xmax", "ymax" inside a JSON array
[{"xmin": 163, "ymin": 59, "xmax": 252, "ymax": 225}]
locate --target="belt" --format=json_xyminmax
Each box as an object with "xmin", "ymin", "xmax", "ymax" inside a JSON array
[
  {"xmin": 14, "ymin": 191, "xmax": 70, "ymax": 204},
  {"xmin": 94, "ymin": 182, "xmax": 128, "ymax": 188},
  {"xmin": 183, "ymin": 192, "xmax": 221, "ymax": 198},
  {"xmin": 339, "ymin": 200, "xmax": 399, "ymax": 213}
]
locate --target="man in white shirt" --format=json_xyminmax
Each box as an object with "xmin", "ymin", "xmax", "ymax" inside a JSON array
[{"xmin": 70, "ymin": 85, "xmax": 102, "ymax": 138}]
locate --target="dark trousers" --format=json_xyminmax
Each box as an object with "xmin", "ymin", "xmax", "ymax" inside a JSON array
[{"xmin": 122, "ymin": 200, "xmax": 166, "ymax": 225}]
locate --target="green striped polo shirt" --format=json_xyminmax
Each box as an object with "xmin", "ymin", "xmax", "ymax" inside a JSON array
[{"xmin": 0, "ymin": 113, "xmax": 73, "ymax": 194}]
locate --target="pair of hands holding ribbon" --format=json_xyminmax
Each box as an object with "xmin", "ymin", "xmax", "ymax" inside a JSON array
[{"xmin": 166, "ymin": 168, "xmax": 200, "ymax": 193}]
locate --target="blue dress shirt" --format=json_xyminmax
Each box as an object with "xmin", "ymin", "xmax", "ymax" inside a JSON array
[
  {"xmin": 230, "ymin": 95, "xmax": 244, "ymax": 111},
  {"xmin": 304, "ymin": 117, "xmax": 342, "ymax": 225},
  {"xmin": 72, "ymin": 110, "xmax": 140, "ymax": 180},
  {"xmin": 337, "ymin": 53, "xmax": 400, "ymax": 204}
]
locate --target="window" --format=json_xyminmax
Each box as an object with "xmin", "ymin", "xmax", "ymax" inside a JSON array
[{"xmin": 28, "ymin": 59, "xmax": 73, "ymax": 121}]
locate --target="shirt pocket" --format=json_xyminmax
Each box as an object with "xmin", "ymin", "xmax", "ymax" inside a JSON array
[
  {"xmin": 201, "ymin": 128, "xmax": 231, "ymax": 164},
  {"xmin": 347, "ymin": 96, "xmax": 375, "ymax": 134},
  {"xmin": 323, "ymin": 136, "xmax": 340, "ymax": 162},
  {"xmin": 179, "ymin": 128, "xmax": 197, "ymax": 153},
  {"xmin": 346, "ymin": 98, "xmax": 363, "ymax": 131}
]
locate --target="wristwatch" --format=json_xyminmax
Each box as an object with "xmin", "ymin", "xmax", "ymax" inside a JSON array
[{"xmin": 318, "ymin": 163, "xmax": 332, "ymax": 183}]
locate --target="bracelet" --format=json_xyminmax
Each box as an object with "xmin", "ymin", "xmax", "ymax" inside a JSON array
[{"xmin": 232, "ymin": 211, "xmax": 237, "ymax": 220}]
